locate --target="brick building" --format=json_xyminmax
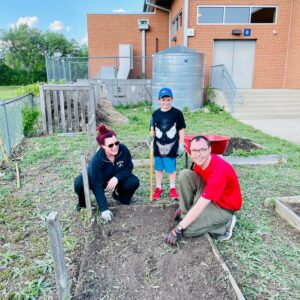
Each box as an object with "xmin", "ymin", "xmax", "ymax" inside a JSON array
[{"xmin": 87, "ymin": 0, "xmax": 300, "ymax": 89}]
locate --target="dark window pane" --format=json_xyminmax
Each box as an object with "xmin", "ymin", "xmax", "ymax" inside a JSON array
[
  {"xmin": 198, "ymin": 7, "xmax": 224, "ymax": 23},
  {"xmin": 225, "ymin": 7, "xmax": 250, "ymax": 23},
  {"xmin": 251, "ymin": 7, "xmax": 276, "ymax": 23}
]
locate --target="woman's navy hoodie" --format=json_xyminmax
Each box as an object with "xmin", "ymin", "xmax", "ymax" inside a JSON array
[{"xmin": 88, "ymin": 144, "xmax": 133, "ymax": 211}]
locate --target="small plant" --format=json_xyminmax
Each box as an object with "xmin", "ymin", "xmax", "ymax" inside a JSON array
[
  {"xmin": 22, "ymin": 106, "xmax": 40, "ymax": 137},
  {"xmin": 205, "ymin": 85, "xmax": 216, "ymax": 104},
  {"xmin": 17, "ymin": 83, "xmax": 40, "ymax": 97}
]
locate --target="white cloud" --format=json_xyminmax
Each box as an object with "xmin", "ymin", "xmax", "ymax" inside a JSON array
[
  {"xmin": 79, "ymin": 35, "xmax": 88, "ymax": 45},
  {"xmin": 49, "ymin": 20, "xmax": 64, "ymax": 32},
  {"xmin": 112, "ymin": 8, "xmax": 127, "ymax": 13},
  {"xmin": 10, "ymin": 16, "xmax": 39, "ymax": 29}
]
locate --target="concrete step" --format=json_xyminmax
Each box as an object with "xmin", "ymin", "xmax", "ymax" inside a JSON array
[{"xmin": 232, "ymin": 89, "xmax": 300, "ymax": 119}]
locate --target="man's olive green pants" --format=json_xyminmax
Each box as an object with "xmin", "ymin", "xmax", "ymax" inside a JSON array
[{"xmin": 179, "ymin": 169, "xmax": 233, "ymax": 237}]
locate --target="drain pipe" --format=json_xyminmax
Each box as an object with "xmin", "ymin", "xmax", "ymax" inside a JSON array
[
  {"xmin": 183, "ymin": 0, "xmax": 189, "ymax": 47},
  {"xmin": 145, "ymin": 1, "xmax": 171, "ymax": 47},
  {"xmin": 138, "ymin": 20, "xmax": 149, "ymax": 78}
]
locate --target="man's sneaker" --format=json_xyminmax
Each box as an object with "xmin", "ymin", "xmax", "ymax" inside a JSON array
[
  {"xmin": 153, "ymin": 187, "xmax": 163, "ymax": 200},
  {"xmin": 172, "ymin": 207, "xmax": 182, "ymax": 221},
  {"xmin": 169, "ymin": 188, "xmax": 179, "ymax": 200},
  {"xmin": 212, "ymin": 215, "xmax": 237, "ymax": 241}
]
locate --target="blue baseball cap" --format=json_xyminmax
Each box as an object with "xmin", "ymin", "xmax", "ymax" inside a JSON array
[{"xmin": 159, "ymin": 87, "xmax": 173, "ymax": 99}]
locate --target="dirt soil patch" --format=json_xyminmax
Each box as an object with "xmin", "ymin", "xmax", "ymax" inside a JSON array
[
  {"xmin": 223, "ymin": 137, "xmax": 262, "ymax": 156},
  {"xmin": 74, "ymin": 205, "xmax": 237, "ymax": 300}
]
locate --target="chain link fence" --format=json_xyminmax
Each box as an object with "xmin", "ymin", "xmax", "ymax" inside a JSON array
[
  {"xmin": 0, "ymin": 94, "xmax": 35, "ymax": 162},
  {"xmin": 45, "ymin": 56, "xmax": 153, "ymax": 83}
]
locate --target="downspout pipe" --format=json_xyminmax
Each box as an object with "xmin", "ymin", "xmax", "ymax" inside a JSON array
[
  {"xmin": 142, "ymin": 29, "xmax": 146, "ymax": 78},
  {"xmin": 145, "ymin": 1, "xmax": 171, "ymax": 47},
  {"xmin": 183, "ymin": 0, "xmax": 189, "ymax": 47}
]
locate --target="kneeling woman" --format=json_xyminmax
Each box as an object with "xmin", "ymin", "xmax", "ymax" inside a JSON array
[{"xmin": 74, "ymin": 124, "xmax": 139, "ymax": 221}]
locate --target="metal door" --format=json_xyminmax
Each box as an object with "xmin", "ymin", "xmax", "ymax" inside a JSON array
[{"xmin": 213, "ymin": 40, "xmax": 256, "ymax": 88}]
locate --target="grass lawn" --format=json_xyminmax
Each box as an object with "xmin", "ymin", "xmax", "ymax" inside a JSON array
[
  {"xmin": 0, "ymin": 86, "xmax": 21, "ymax": 100},
  {"xmin": 0, "ymin": 103, "xmax": 299, "ymax": 299}
]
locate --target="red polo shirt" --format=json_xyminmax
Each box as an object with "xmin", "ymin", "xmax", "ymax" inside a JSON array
[{"xmin": 193, "ymin": 154, "xmax": 242, "ymax": 211}]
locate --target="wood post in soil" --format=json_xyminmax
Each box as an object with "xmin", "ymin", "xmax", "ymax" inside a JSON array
[
  {"xmin": 15, "ymin": 162, "xmax": 21, "ymax": 189},
  {"xmin": 46, "ymin": 212, "xmax": 70, "ymax": 300},
  {"xmin": 87, "ymin": 115, "xmax": 96, "ymax": 159},
  {"xmin": 81, "ymin": 156, "xmax": 93, "ymax": 218}
]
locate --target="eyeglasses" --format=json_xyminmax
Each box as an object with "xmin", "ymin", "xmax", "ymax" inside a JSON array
[
  {"xmin": 190, "ymin": 148, "xmax": 208, "ymax": 154},
  {"xmin": 106, "ymin": 141, "xmax": 120, "ymax": 148}
]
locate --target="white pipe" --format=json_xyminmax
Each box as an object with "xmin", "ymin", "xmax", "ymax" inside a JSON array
[
  {"xmin": 145, "ymin": 1, "xmax": 171, "ymax": 47},
  {"xmin": 142, "ymin": 29, "xmax": 146, "ymax": 78},
  {"xmin": 184, "ymin": 0, "xmax": 189, "ymax": 47}
]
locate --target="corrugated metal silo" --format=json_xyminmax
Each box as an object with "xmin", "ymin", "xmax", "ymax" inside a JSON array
[{"xmin": 152, "ymin": 45, "xmax": 204, "ymax": 110}]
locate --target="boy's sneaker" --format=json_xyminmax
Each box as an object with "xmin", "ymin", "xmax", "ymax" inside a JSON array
[
  {"xmin": 153, "ymin": 187, "xmax": 163, "ymax": 200},
  {"xmin": 212, "ymin": 215, "xmax": 237, "ymax": 241},
  {"xmin": 169, "ymin": 188, "xmax": 179, "ymax": 200}
]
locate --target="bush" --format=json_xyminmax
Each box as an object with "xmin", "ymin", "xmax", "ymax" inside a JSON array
[
  {"xmin": 22, "ymin": 106, "xmax": 40, "ymax": 136},
  {"xmin": 0, "ymin": 63, "xmax": 46, "ymax": 86},
  {"xmin": 17, "ymin": 83, "xmax": 40, "ymax": 96}
]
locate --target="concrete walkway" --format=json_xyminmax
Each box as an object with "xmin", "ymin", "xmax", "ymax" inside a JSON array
[
  {"xmin": 232, "ymin": 89, "xmax": 300, "ymax": 146},
  {"xmin": 239, "ymin": 118, "xmax": 300, "ymax": 145}
]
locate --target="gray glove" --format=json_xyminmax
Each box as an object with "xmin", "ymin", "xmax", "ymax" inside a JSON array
[
  {"xmin": 177, "ymin": 143, "xmax": 185, "ymax": 157},
  {"xmin": 101, "ymin": 210, "xmax": 114, "ymax": 222}
]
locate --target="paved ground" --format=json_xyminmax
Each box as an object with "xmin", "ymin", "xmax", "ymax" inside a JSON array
[{"xmin": 239, "ymin": 118, "xmax": 300, "ymax": 145}]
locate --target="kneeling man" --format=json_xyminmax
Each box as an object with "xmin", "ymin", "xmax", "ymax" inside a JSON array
[{"xmin": 166, "ymin": 135, "xmax": 242, "ymax": 244}]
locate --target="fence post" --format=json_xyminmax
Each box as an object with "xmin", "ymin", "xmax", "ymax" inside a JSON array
[
  {"xmin": 3, "ymin": 101, "xmax": 12, "ymax": 157},
  {"xmin": 39, "ymin": 85, "xmax": 47, "ymax": 133},
  {"xmin": 46, "ymin": 212, "xmax": 70, "ymax": 300},
  {"xmin": 80, "ymin": 156, "xmax": 93, "ymax": 218}
]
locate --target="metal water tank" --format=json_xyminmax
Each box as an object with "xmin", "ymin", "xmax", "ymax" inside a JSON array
[{"xmin": 152, "ymin": 45, "xmax": 204, "ymax": 110}]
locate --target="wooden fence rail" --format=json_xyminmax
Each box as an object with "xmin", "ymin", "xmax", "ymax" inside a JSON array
[{"xmin": 39, "ymin": 84, "xmax": 97, "ymax": 134}]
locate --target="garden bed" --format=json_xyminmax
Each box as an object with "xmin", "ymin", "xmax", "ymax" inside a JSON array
[{"xmin": 74, "ymin": 205, "xmax": 238, "ymax": 300}]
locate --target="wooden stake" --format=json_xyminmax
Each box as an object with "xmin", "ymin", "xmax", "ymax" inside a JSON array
[
  {"xmin": 15, "ymin": 162, "xmax": 21, "ymax": 189},
  {"xmin": 46, "ymin": 212, "xmax": 70, "ymax": 300},
  {"xmin": 0, "ymin": 136, "xmax": 9, "ymax": 164}
]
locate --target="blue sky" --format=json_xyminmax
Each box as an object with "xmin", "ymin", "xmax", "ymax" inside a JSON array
[{"xmin": 0, "ymin": 0, "xmax": 144, "ymax": 44}]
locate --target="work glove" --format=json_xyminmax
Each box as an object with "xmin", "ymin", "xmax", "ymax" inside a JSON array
[
  {"xmin": 177, "ymin": 143, "xmax": 185, "ymax": 157},
  {"xmin": 165, "ymin": 226, "xmax": 183, "ymax": 245},
  {"xmin": 101, "ymin": 210, "xmax": 114, "ymax": 222}
]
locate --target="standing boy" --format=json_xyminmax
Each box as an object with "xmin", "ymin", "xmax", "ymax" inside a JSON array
[{"xmin": 150, "ymin": 87, "xmax": 186, "ymax": 200}]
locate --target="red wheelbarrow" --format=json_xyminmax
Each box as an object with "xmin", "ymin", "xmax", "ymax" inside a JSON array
[{"xmin": 183, "ymin": 134, "xmax": 230, "ymax": 168}]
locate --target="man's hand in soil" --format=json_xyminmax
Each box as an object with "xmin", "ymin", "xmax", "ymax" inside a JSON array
[
  {"xmin": 106, "ymin": 177, "xmax": 118, "ymax": 192},
  {"xmin": 165, "ymin": 226, "xmax": 183, "ymax": 245}
]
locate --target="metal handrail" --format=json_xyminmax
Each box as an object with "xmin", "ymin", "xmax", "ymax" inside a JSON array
[{"xmin": 210, "ymin": 64, "xmax": 243, "ymax": 112}]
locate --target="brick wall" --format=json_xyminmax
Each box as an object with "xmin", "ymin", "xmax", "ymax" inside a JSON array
[
  {"xmin": 285, "ymin": 0, "xmax": 300, "ymax": 88},
  {"xmin": 87, "ymin": 10, "xmax": 169, "ymax": 79},
  {"xmin": 171, "ymin": 0, "xmax": 185, "ymax": 46},
  {"xmin": 187, "ymin": 0, "xmax": 293, "ymax": 88}
]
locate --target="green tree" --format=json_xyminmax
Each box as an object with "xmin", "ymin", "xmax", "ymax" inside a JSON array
[{"xmin": 0, "ymin": 25, "xmax": 88, "ymax": 84}]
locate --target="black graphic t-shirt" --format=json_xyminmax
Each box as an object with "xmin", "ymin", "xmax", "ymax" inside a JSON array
[{"xmin": 152, "ymin": 107, "xmax": 186, "ymax": 158}]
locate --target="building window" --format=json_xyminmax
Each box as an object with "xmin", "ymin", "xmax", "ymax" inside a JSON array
[
  {"xmin": 225, "ymin": 7, "xmax": 250, "ymax": 23},
  {"xmin": 197, "ymin": 6, "xmax": 277, "ymax": 24},
  {"xmin": 172, "ymin": 11, "xmax": 183, "ymax": 35},
  {"xmin": 251, "ymin": 7, "xmax": 276, "ymax": 23},
  {"xmin": 198, "ymin": 7, "xmax": 224, "ymax": 24}
]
